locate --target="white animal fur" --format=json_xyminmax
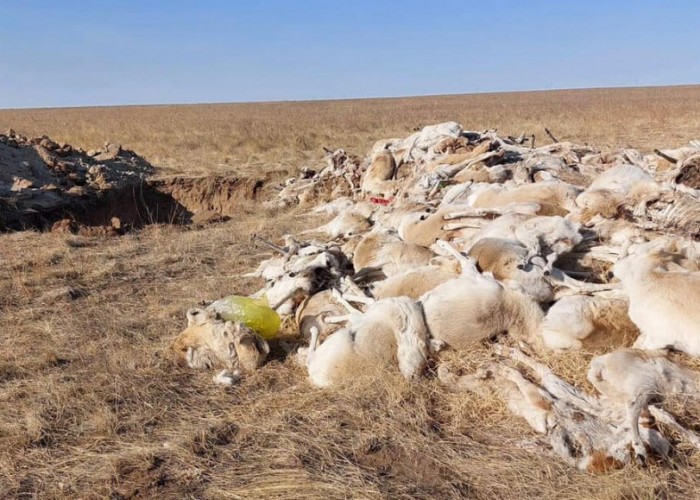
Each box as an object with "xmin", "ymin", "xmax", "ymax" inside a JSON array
[
  {"xmin": 303, "ymin": 212, "xmax": 371, "ymax": 239},
  {"xmin": 541, "ymin": 295, "xmax": 637, "ymax": 350},
  {"xmin": 301, "ymin": 297, "xmax": 431, "ymax": 387},
  {"xmin": 419, "ymin": 242, "xmax": 544, "ymax": 349},
  {"xmin": 613, "ymin": 243, "xmax": 700, "ymax": 356},
  {"xmin": 587, "ymin": 348, "xmax": 699, "ymax": 461}
]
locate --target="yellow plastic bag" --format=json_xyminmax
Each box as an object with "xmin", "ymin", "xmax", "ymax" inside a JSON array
[{"xmin": 209, "ymin": 295, "xmax": 280, "ymax": 340}]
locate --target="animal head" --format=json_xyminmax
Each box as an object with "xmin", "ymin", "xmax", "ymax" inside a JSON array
[
  {"xmin": 264, "ymin": 264, "xmax": 340, "ymax": 315},
  {"xmin": 171, "ymin": 308, "xmax": 269, "ymax": 372},
  {"xmin": 613, "ymin": 238, "xmax": 685, "ymax": 284},
  {"xmin": 232, "ymin": 325, "xmax": 270, "ymax": 373}
]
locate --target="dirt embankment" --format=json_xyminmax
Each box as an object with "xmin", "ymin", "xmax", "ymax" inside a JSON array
[{"xmin": 0, "ymin": 130, "xmax": 281, "ymax": 232}]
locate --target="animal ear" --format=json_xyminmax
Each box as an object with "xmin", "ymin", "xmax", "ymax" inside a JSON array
[
  {"xmin": 224, "ymin": 341, "xmax": 240, "ymax": 362},
  {"xmin": 207, "ymin": 309, "xmax": 223, "ymax": 322},
  {"xmin": 186, "ymin": 308, "xmax": 208, "ymax": 326}
]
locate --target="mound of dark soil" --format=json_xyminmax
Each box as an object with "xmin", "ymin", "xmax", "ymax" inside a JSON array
[{"xmin": 0, "ymin": 130, "xmax": 278, "ymax": 232}]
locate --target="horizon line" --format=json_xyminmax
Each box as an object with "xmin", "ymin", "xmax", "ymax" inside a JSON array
[{"xmin": 2, "ymin": 82, "xmax": 699, "ymax": 112}]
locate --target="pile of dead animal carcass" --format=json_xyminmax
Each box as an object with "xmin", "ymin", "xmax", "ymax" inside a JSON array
[{"xmin": 172, "ymin": 121, "xmax": 700, "ymax": 472}]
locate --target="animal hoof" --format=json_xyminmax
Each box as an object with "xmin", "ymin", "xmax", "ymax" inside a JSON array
[
  {"xmin": 213, "ymin": 369, "xmax": 241, "ymax": 386},
  {"xmin": 635, "ymin": 453, "xmax": 647, "ymax": 467},
  {"xmin": 492, "ymin": 344, "xmax": 508, "ymax": 357},
  {"xmin": 436, "ymin": 364, "xmax": 452, "ymax": 380},
  {"xmin": 429, "ymin": 339, "xmax": 447, "ymax": 354}
]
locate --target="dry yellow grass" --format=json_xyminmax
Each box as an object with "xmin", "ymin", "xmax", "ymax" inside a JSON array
[
  {"xmin": 6, "ymin": 217, "xmax": 700, "ymax": 499},
  {"xmin": 3, "ymin": 86, "xmax": 700, "ymax": 498},
  {"xmin": 2, "ymin": 85, "xmax": 700, "ymax": 175}
]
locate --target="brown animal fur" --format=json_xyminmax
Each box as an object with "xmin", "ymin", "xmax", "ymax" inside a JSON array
[
  {"xmin": 171, "ymin": 309, "xmax": 270, "ymax": 373},
  {"xmin": 353, "ymin": 231, "xmax": 435, "ymax": 273},
  {"xmin": 420, "ymin": 275, "xmax": 544, "ymax": 349},
  {"xmin": 470, "ymin": 183, "xmax": 581, "ymax": 213},
  {"xmin": 372, "ymin": 266, "xmax": 458, "ymax": 300},
  {"xmin": 361, "ymin": 150, "xmax": 396, "ymax": 195},
  {"xmin": 541, "ymin": 296, "xmax": 638, "ymax": 351},
  {"xmin": 295, "ymin": 290, "xmax": 347, "ymax": 341}
]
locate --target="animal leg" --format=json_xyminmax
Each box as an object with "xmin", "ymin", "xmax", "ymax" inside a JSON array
[
  {"xmin": 648, "ymin": 406, "xmax": 700, "ymax": 451},
  {"xmin": 428, "ymin": 179, "xmax": 442, "ymax": 199},
  {"xmin": 494, "ymin": 344, "xmax": 604, "ymax": 416},
  {"xmin": 323, "ymin": 315, "xmax": 350, "ymax": 324},
  {"xmin": 440, "ymin": 181, "xmax": 473, "ymax": 205},
  {"xmin": 341, "ymin": 293, "xmax": 375, "ymax": 305},
  {"xmin": 493, "ymin": 363, "xmax": 554, "ymax": 435},
  {"xmin": 437, "ymin": 364, "xmax": 493, "ymax": 392},
  {"xmin": 548, "ymin": 268, "xmax": 619, "ymax": 295},
  {"xmin": 331, "ymin": 288, "xmax": 363, "ymax": 314},
  {"xmin": 300, "ymin": 223, "xmax": 328, "ymax": 235},
  {"xmin": 442, "ymin": 208, "xmax": 494, "ymax": 220},
  {"xmin": 343, "ymin": 172, "xmax": 356, "ymax": 191},
  {"xmin": 269, "ymin": 286, "xmax": 302, "ymax": 311},
  {"xmin": 213, "ymin": 369, "xmax": 241, "ymax": 386},
  {"xmin": 628, "ymin": 392, "xmax": 653, "ymax": 464},
  {"xmin": 296, "ymin": 325, "xmax": 321, "ymax": 367},
  {"xmin": 434, "ymin": 239, "xmax": 480, "ymax": 277},
  {"xmin": 442, "ymin": 221, "xmax": 484, "ymax": 231},
  {"xmin": 340, "ymin": 276, "xmax": 371, "ymax": 298},
  {"xmin": 300, "ymin": 322, "xmax": 322, "ymax": 363},
  {"xmin": 254, "ymin": 235, "xmax": 288, "ymax": 255},
  {"xmin": 544, "ymin": 252, "xmax": 559, "ymax": 273}
]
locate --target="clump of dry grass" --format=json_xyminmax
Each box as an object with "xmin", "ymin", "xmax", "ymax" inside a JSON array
[
  {"xmin": 2, "ymin": 209, "xmax": 700, "ymax": 499},
  {"xmin": 2, "ymin": 85, "xmax": 700, "ymax": 175}
]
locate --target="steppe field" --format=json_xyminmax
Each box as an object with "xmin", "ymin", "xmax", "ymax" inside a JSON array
[{"xmin": 2, "ymin": 85, "xmax": 700, "ymax": 499}]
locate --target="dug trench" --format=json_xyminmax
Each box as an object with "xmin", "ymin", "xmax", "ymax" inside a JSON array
[
  {"xmin": 0, "ymin": 130, "xmax": 290, "ymax": 233},
  {"xmin": 1, "ymin": 174, "xmax": 281, "ymax": 233}
]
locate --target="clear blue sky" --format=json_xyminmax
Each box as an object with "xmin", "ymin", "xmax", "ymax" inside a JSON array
[{"xmin": 1, "ymin": 1, "xmax": 699, "ymax": 109}]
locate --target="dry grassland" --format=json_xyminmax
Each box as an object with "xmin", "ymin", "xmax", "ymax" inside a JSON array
[
  {"xmin": 3, "ymin": 86, "xmax": 700, "ymax": 498},
  {"xmin": 2, "ymin": 85, "xmax": 700, "ymax": 174}
]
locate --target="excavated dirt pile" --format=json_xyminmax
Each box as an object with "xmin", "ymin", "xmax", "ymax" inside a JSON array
[{"xmin": 0, "ymin": 130, "xmax": 275, "ymax": 232}]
